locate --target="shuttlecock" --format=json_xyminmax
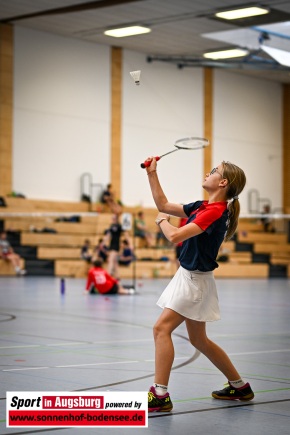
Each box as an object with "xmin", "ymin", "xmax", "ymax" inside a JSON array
[{"xmin": 130, "ymin": 70, "xmax": 141, "ymax": 85}]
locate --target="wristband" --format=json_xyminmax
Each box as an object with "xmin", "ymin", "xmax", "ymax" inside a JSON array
[{"xmin": 155, "ymin": 217, "xmax": 168, "ymax": 225}]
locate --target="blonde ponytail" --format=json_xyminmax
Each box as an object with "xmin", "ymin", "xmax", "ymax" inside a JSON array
[{"xmin": 221, "ymin": 162, "xmax": 246, "ymax": 241}]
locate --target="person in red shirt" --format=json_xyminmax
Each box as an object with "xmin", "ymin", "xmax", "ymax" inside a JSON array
[{"xmin": 85, "ymin": 260, "xmax": 135, "ymax": 295}]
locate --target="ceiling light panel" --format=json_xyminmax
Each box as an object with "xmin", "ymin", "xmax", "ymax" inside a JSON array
[
  {"xmin": 104, "ymin": 26, "xmax": 151, "ymax": 37},
  {"xmin": 203, "ymin": 48, "xmax": 249, "ymax": 59},
  {"xmin": 215, "ymin": 7, "xmax": 269, "ymax": 20}
]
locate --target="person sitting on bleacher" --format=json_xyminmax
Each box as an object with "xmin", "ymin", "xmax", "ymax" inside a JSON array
[
  {"xmin": 118, "ymin": 239, "xmax": 135, "ymax": 266},
  {"xmin": 134, "ymin": 211, "xmax": 155, "ymax": 247},
  {"xmin": 80, "ymin": 239, "xmax": 93, "ymax": 263},
  {"xmin": 260, "ymin": 204, "xmax": 275, "ymax": 232},
  {"xmin": 0, "ymin": 231, "xmax": 26, "ymax": 276},
  {"xmin": 100, "ymin": 184, "xmax": 122, "ymax": 215},
  {"xmin": 94, "ymin": 238, "xmax": 109, "ymax": 263}
]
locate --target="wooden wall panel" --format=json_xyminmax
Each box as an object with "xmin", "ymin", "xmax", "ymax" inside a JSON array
[
  {"xmin": 110, "ymin": 46, "xmax": 122, "ymax": 201},
  {"xmin": 0, "ymin": 24, "xmax": 13, "ymax": 196},
  {"xmin": 283, "ymin": 84, "xmax": 290, "ymax": 212}
]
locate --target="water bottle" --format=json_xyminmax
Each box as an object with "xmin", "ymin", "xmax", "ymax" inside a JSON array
[{"xmin": 60, "ymin": 278, "xmax": 65, "ymax": 295}]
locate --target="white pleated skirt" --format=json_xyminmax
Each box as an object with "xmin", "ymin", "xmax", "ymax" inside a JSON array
[{"xmin": 156, "ymin": 266, "xmax": 221, "ymax": 322}]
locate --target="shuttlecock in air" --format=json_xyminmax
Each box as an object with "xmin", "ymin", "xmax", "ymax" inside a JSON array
[{"xmin": 130, "ymin": 70, "xmax": 141, "ymax": 85}]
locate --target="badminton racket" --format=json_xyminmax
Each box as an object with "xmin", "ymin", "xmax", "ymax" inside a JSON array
[{"xmin": 140, "ymin": 137, "xmax": 209, "ymax": 168}]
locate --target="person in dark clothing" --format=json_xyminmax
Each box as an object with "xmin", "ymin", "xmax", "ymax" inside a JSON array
[
  {"xmin": 105, "ymin": 214, "xmax": 123, "ymax": 279},
  {"xmin": 118, "ymin": 239, "xmax": 135, "ymax": 266},
  {"xmin": 100, "ymin": 184, "xmax": 122, "ymax": 214}
]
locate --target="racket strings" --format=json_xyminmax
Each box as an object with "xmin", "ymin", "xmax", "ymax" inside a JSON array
[
  {"xmin": 175, "ymin": 137, "xmax": 209, "ymax": 150},
  {"xmin": 140, "ymin": 136, "xmax": 209, "ymax": 168}
]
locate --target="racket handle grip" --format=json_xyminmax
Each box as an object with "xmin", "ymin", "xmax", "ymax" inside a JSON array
[{"xmin": 140, "ymin": 156, "xmax": 160, "ymax": 168}]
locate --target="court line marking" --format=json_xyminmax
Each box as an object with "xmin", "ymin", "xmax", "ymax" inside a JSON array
[
  {"xmin": 149, "ymin": 398, "xmax": 290, "ymax": 419},
  {"xmin": 2, "ymin": 310, "xmax": 290, "ymax": 425},
  {"xmin": 3, "ymin": 361, "xmax": 138, "ymax": 372},
  {"xmin": 0, "ymin": 338, "xmax": 154, "ymax": 350},
  {"xmin": 0, "ymin": 313, "xmax": 16, "ymax": 323},
  {"xmin": 2, "ymin": 349, "xmax": 290, "ymax": 372},
  {"xmin": 2, "ymin": 352, "xmax": 290, "ymax": 426},
  {"xmin": 229, "ymin": 349, "xmax": 290, "ymax": 356},
  {"xmin": 1, "ymin": 398, "xmax": 290, "ymax": 434},
  {"xmin": 2, "ymin": 357, "xmax": 188, "ymax": 372}
]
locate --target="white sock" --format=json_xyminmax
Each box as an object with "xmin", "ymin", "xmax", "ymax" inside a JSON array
[
  {"xmin": 229, "ymin": 379, "xmax": 246, "ymax": 389},
  {"xmin": 154, "ymin": 383, "xmax": 168, "ymax": 396}
]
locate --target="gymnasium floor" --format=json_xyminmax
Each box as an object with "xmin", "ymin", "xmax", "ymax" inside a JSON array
[{"xmin": 0, "ymin": 275, "xmax": 289, "ymax": 435}]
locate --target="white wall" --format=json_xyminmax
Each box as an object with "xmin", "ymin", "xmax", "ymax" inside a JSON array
[
  {"xmin": 13, "ymin": 26, "xmax": 111, "ymax": 201},
  {"xmin": 122, "ymin": 51, "xmax": 204, "ymax": 208},
  {"xmin": 213, "ymin": 70, "xmax": 282, "ymax": 213},
  {"xmin": 12, "ymin": 26, "xmax": 283, "ymax": 213}
]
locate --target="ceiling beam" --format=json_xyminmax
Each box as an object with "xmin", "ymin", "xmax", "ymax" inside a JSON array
[{"xmin": 0, "ymin": 0, "xmax": 143, "ymax": 23}]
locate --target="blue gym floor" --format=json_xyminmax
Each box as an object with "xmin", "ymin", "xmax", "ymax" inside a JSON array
[{"xmin": 0, "ymin": 276, "xmax": 289, "ymax": 435}]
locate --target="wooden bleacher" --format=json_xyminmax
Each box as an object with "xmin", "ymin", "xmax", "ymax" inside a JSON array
[
  {"xmin": 1, "ymin": 197, "xmax": 289, "ymax": 278},
  {"xmin": 254, "ymin": 243, "xmax": 290, "ymax": 254},
  {"xmin": 270, "ymin": 252, "xmax": 290, "ymax": 265},
  {"xmin": 227, "ymin": 252, "xmax": 252, "ymax": 263},
  {"xmin": 238, "ymin": 231, "xmax": 287, "ymax": 244},
  {"xmin": 0, "ymin": 258, "xmax": 25, "ymax": 276},
  {"xmin": 3, "ymin": 197, "xmax": 90, "ymax": 212},
  {"xmin": 38, "ymin": 247, "xmax": 81, "ymax": 259},
  {"xmin": 55, "ymin": 260, "xmax": 91, "ymax": 278},
  {"xmin": 55, "ymin": 259, "xmax": 177, "ymax": 279},
  {"xmin": 214, "ymin": 263, "xmax": 268, "ymax": 278},
  {"xmin": 21, "ymin": 233, "xmax": 99, "ymax": 248},
  {"xmin": 237, "ymin": 220, "xmax": 264, "ymax": 232},
  {"xmin": 238, "ymin": 229, "xmax": 290, "ymax": 276},
  {"xmin": 4, "ymin": 219, "xmax": 98, "ymax": 235}
]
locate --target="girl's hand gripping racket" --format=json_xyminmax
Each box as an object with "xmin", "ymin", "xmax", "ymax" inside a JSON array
[{"xmin": 140, "ymin": 137, "xmax": 209, "ymax": 168}]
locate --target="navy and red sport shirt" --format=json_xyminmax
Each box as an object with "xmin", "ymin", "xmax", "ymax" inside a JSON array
[{"xmin": 179, "ymin": 200, "xmax": 228, "ymax": 271}]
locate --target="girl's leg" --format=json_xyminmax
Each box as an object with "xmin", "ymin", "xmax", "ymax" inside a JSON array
[
  {"xmin": 8, "ymin": 253, "xmax": 20, "ymax": 269},
  {"xmin": 153, "ymin": 308, "xmax": 185, "ymax": 386},
  {"xmin": 107, "ymin": 251, "xmax": 119, "ymax": 277},
  {"xmin": 112, "ymin": 251, "xmax": 120, "ymax": 279},
  {"xmin": 107, "ymin": 251, "xmax": 114, "ymax": 275},
  {"xmin": 185, "ymin": 319, "xmax": 241, "ymax": 380},
  {"xmin": 145, "ymin": 231, "xmax": 154, "ymax": 248}
]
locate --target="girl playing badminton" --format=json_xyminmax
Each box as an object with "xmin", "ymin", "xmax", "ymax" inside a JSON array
[{"xmin": 144, "ymin": 158, "xmax": 254, "ymax": 412}]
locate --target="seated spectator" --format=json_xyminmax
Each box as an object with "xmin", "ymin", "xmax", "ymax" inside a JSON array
[
  {"xmin": 217, "ymin": 245, "xmax": 230, "ymax": 263},
  {"xmin": 80, "ymin": 239, "xmax": 93, "ymax": 263},
  {"xmin": 85, "ymin": 259, "xmax": 135, "ymax": 295},
  {"xmin": 260, "ymin": 204, "xmax": 275, "ymax": 232},
  {"xmin": 134, "ymin": 211, "xmax": 154, "ymax": 247},
  {"xmin": 100, "ymin": 184, "xmax": 122, "ymax": 215},
  {"xmin": 93, "ymin": 238, "xmax": 109, "ymax": 263},
  {"xmin": 118, "ymin": 239, "xmax": 135, "ymax": 266},
  {"xmin": 156, "ymin": 228, "xmax": 171, "ymax": 248},
  {"xmin": 0, "ymin": 231, "xmax": 26, "ymax": 275}
]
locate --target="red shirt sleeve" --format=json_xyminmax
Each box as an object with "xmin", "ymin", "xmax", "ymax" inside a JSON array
[{"xmin": 193, "ymin": 205, "xmax": 226, "ymax": 231}]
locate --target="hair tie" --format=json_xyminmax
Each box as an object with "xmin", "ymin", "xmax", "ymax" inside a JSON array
[{"xmin": 233, "ymin": 195, "xmax": 239, "ymax": 200}]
